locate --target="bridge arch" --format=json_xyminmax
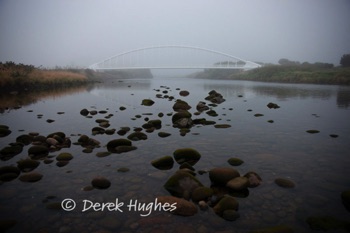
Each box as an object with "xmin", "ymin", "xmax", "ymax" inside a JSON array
[{"xmin": 89, "ymin": 45, "xmax": 261, "ymax": 70}]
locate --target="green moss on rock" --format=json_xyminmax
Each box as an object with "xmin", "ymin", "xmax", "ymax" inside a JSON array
[
  {"xmin": 151, "ymin": 156, "xmax": 174, "ymax": 170},
  {"xmin": 141, "ymin": 99, "xmax": 155, "ymax": 106},
  {"xmin": 56, "ymin": 152, "xmax": 73, "ymax": 161},
  {"xmin": 227, "ymin": 157, "xmax": 244, "ymax": 166},
  {"xmin": 173, "ymin": 148, "xmax": 201, "ymax": 166}
]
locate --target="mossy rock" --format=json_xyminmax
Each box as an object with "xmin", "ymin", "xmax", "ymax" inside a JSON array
[
  {"xmin": 78, "ymin": 135, "xmax": 90, "ymax": 144},
  {"xmin": 213, "ymin": 195, "xmax": 239, "ymax": 216},
  {"xmin": 107, "ymin": 139, "xmax": 132, "ymax": 152},
  {"xmin": 56, "ymin": 161, "xmax": 69, "ymax": 167},
  {"xmin": 249, "ymin": 225, "xmax": 294, "ymax": 233},
  {"xmin": 214, "ymin": 124, "xmax": 231, "ymax": 128},
  {"xmin": 209, "ymin": 167, "xmax": 240, "ymax": 186},
  {"xmin": 148, "ymin": 119, "xmax": 162, "ymax": 129},
  {"xmin": 341, "ymin": 189, "xmax": 350, "ymax": 211},
  {"xmin": 96, "ymin": 151, "xmax": 111, "ymax": 158},
  {"xmin": 0, "ymin": 144, "xmax": 23, "ymax": 161},
  {"xmin": 172, "ymin": 111, "xmax": 192, "ymax": 123},
  {"xmin": 114, "ymin": 146, "xmax": 137, "ymax": 154},
  {"xmin": 19, "ymin": 172, "xmax": 43, "ymax": 182},
  {"xmin": 206, "ymin": 110, "xmax": 218, "ymax": 117},
  {"xmin": 226, "ymin": 177, "xmax": 249, "ymax": 191},
  {"xmin": 275, "ymin": 178, "xmax": 295, "ymax": 188},
  {"xmin": 244, "ymin": 171, "xmax": 262, "ymax": 188},
  {"xmin": 0, "ymin": 166, "xmax": 21, "ymax": 182},
  {"xmin": 179, "ymin": 90, "xmax": 190, "ymax": 96},
  {"xmin": 80, "ymin": 108, "xmax": 89, "ymax": 116},
  {"xmin": 173, "ymin": 148, "xmax": 201, "ymax": 166},
  {"xmin": 17, "ymin": 159, "xmax": 40, "ymax": 172},
  {"xmin": 267, "ymin": 102, "xmax": 280, "ymax": 109},
  {"xmin": 306, "ymin": 129, "xmax": 320, "ymax": 134},
  {"xmin": 91, "ymin": 176, "xmax": 111, "ymax": 189},
  {"xmin": 164, "ymin": 170, "xmax": 203, "ymax": 199},
  {"xmin": 173, "ymin": 99, "xmax": 191, "ymax": 111},
  {"xmin": 158, "ymin": 132, "xmax": 171, "ymax": 138},
  {"xmin": 28, "ymin": 145, "xmax": 49, "ymax": 159},
  {"xmin": 0, "ymin": 125, "xmax": 11, "ymax": 137},
  {"xmin": 127, "ymin": 132, "xmax": 147, "ymax": 141},
  {"xmin": 16, "ymin": 134, "xmax": 34, "ymax": 145},
  {"xmin": 56, "ymin": 152, "xmax": 73, "ymax": 161},
  {"xmin": 191, "ymin": 187, "xmax": 214, "ymax": 202},
  {"xmin": 141, "ymin": 99, "xmax": 155, "ymax": 106},
  {"xmin": 117, "ymin": 167, "xmax": 130, "ymax": 172},
  {"xmin": 306, "ymin": 216, "xmax": 350, "ymax": 231},
  {"xmin": 227, "ymin": 157, "xmax": 244, "ymax": 166},
  {"xmin": 222, "ymin": 209, "xmax": 240, "ymax": 221},
  {"xmin": 151, "ymin": 156, "xmax": 174, "ymax": 170},
  {"xmin": 92, "ymin": 127, "xmax": 105, "ymax": 135},
  {"xmin": 47, "ymin": 132, "xmax": 66, "ymax": 141}
]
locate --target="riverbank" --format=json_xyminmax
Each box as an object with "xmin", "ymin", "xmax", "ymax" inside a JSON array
[
  {"xmin": 231, "ymin": 65, "xmax": 350, "ymax": 85},
  {"xmin": 0, "ymin": 62, "xmax": 93, "ymax": 93},
  {"xmin": 194, "ymin": 65, "xmax": 350, "ymax": 85}
]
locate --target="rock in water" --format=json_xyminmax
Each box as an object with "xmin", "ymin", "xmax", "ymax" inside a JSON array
[
  {"xmin": 163, "ymin": 170, "xmax": 203, "ymax": 199},
  {"xmin": 275, "ymin": 178, "xmax": 295, "ymax": 188},
  {"xmin": 157, "ymin": 196, "xmax": 198, "ymax": 216},
  {"xmin": 209, "ymin": 167, "xmax": 240, "ymax": 186},
  {"xmin": 173, "ymin": 148, "xmax": 201, "ymax": 166},
  {"xmin": 91, "ymin": 176, "xmax": 111, "ymax": 189}
]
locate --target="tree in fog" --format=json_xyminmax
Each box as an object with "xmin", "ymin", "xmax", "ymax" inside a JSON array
[{"xmin": 340, "ymin": 54, "xmax": 350, "ymax": 67}]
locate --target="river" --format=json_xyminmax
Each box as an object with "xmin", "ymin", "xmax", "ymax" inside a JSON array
[{"xmin": 1, "ymin": 76, "xmax": 350, "ymax": 232}]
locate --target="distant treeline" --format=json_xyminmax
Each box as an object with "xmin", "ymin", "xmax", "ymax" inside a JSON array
[
  {"xmin": 230, "ymin": 65, "xmax": 350, "ymax": 85},
  {"xmin": 192, "ymin": 58, "xmax": 350, "ymax": 85}
]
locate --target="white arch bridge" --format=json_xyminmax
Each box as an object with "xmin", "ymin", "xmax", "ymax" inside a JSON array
[{"xmin": 89, "ymin": 45, "xmax": 261, "ymax": 70}]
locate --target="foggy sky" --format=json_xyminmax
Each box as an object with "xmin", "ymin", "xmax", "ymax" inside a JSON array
[{"xmin": 1, "ymin": 0, "xmax": 349, "ymax": 68}]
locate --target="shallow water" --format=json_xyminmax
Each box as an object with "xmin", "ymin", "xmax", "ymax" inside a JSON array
[{"xmin": 1, "ymin": 77, "xmax": 350, "ymax": 233}]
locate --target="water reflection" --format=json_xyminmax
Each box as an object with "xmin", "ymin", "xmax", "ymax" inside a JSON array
[
  {"xmin": 337, "ymin": 87, "xmax": 350, "ymax": 108},
  {"xmin": 0, "ymin": 86, "xmax": 88, "ymax": 113}
]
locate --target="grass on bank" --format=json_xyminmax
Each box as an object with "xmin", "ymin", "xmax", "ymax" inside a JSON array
[
  {"xmin": 0, "ymin": 62, "xmax": 91, "ymax": 90},
  {"xmin": 230, "ymin": 65, "xmax": 350, "ymax": 85}
]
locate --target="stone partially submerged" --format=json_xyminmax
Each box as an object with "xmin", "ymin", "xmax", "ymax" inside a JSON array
[
  {"xmin": 205, "ymin": 90, "xmax": 225, "ymax": 104},
  {"xmin": 164, "ymin": 170, "xmax": 203, "ymax": 199},
  {"xmin": 173, "ymin": 148, "xmax": 201, "ymax": 166}
]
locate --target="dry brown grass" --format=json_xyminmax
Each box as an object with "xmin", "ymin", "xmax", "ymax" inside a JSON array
[
  {"xmin": 29, "ymin": 70, "xmax": 87, "ymax": 84},
  {"xmin": 0, "ymin": 65, "xmax": 88, "ymax": 88}
]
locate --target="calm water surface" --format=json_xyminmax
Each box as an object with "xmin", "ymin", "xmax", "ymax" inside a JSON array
[{"xmin": 1, "ymin": 77, "xmax": 350, "ymax": 233}]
